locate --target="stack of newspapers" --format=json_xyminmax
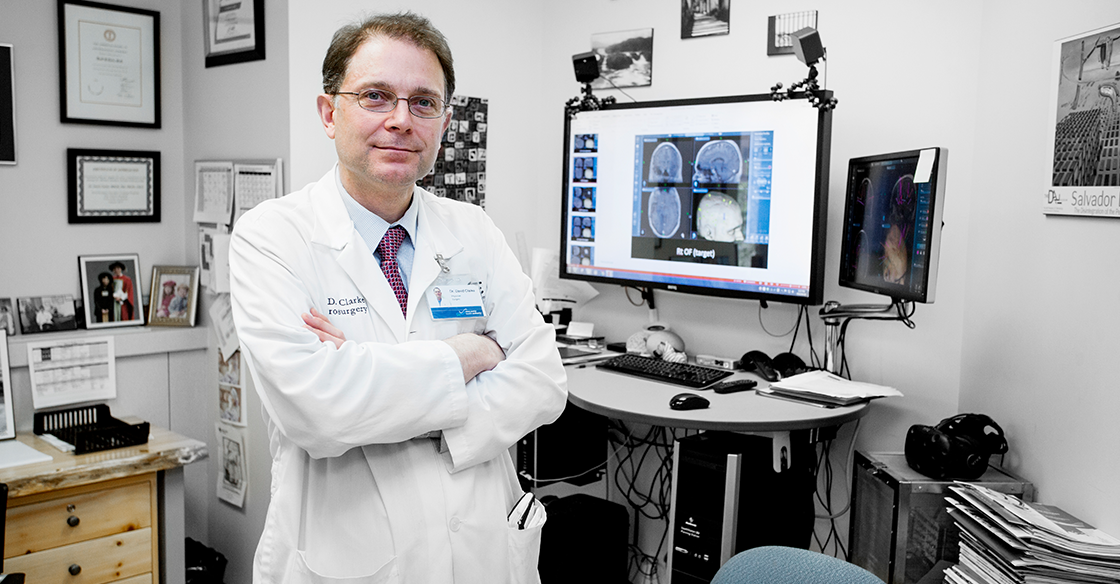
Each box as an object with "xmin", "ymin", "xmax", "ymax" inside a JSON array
[{"xmin": 944, "ymin": 482, "xmax": 1120, "ymax": 584}]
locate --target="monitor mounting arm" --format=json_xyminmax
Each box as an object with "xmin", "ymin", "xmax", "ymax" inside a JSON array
[{"xmin": 819, "ymin": 300, "xmax": 912, "ymax": 374}]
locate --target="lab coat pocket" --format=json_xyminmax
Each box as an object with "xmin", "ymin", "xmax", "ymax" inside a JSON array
[
  {"xmin": 293, "ymin": 550, "xmax": 400, "ymax": 584},
  {"xmin": 507, "ymin": 516, "xmax": 545, "ymax": 584}
]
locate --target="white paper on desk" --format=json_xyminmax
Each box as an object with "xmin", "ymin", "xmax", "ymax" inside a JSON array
[
  {"xmin": 771, "ymin": 370, "xmax": 903, "ymax": 399},
  {"xmin": 530, "ymin": 247, "xmax": 598, "ymax": 312},
  {"xmin": 209, "ymin": 293, "xmax": 240, "ymax": 361},
  {"xmin": 0, "ymin": 440, "xmax": 52, "ymax": 470}
]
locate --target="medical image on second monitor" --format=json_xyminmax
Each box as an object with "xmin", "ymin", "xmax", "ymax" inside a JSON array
[
  {"xmin": 574, "ymin": 134, "xmax": 598, "ymax": 153},
  {"xmin": 572, "ymin": 186, "xmax": 596, "ymax": 212},
  {"xmin": 571, "ymin": 245, "xmax": 594, "ymax": 266},
  {"xmin": 573, "ymin": 157, "xmax": 597, "ymax": 183},
  {"xmin": 571, "ymin": 216, "xmax": 595, "ymax": 242},
  {"xmin": 842, "ymin": 164, "xmax": 920, "ymax": 290}
]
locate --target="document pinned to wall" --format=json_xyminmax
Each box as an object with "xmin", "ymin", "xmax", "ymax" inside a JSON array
[
  {"xmin": 218, "ymin": 349, "xmax": 246, "ymax": 427},
  {"xmin": 193, "ymin": 161, "xmax": 235, "ymax": 225},
  {"xmin": 26, "ymin": 336, "xmax": 116, "ymax": 409},
  {"xmin": 216, "ymin": 422, "xmax": 248, "ymax": 507},
  {"xmin": 209, "ymin": 231, "xmax": 233, "ymax": 294},
  {"xmin": 233, "ymin": 159, "xmax": 284, "ymax": 224},
  {"xmin": 209, "ymin": 293, "xmax": 239, "ymax": 361}
]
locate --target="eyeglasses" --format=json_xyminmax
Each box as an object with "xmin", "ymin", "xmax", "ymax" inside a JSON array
[{"xmin": 332, "ymin": 88, "xmax": 447, "ymax": 119}]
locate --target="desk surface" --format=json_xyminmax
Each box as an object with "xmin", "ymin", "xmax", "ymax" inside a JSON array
[
  {"xmin": 0, "ymin": 423, "xmax": 208, "ymax": 498},
  {"xmin": 566, "ymin": 364, "xmax": 870, "ymax": 432}
]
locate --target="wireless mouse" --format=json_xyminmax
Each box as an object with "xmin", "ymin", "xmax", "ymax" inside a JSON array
[{"xmin": 669, "ymin": 393, "xmax": 710, "ymax": 411}]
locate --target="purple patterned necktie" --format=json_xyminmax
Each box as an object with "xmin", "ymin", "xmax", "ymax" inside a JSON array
[{"xmin": 377, "ymin": 225, "xmax": 408, "ymax": 317}]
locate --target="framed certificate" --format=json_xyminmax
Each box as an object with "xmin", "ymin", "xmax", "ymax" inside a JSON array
[
  {"xmin": 58, "ymin": 0, "xmax": 161, "ymax": 128},
  {"xmin": 68, "ymin": 148, "xmax": 161, "ymax": 223},
  {"xmin": 204, "ymin": 0, "xmax": 266, "ymax": 68}
]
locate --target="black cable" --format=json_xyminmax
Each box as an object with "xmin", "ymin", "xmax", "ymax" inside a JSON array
[
  {"xmin": 601, "ymin": 75, "xmax": 638, "ymax": 102},
  {"xmin": 758, "ymin": 302, "xmax": 799, "ymax": 337},
  {"xmin": 623, "ymin": 287, "xmax": 646, "ymax": 307},
  {"xmin": 787, "ymin": 306, "xmax": 804, "ymax": 353}
]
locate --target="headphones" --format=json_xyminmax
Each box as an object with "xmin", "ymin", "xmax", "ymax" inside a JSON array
[{"xmin": 904, "ymin": 413, "xmax": 1008, "ymax": 480}]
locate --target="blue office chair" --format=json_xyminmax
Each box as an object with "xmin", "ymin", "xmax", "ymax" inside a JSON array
[{"xmin": 711, "ymin": 546, "xmax": 884, "ymax": 584}]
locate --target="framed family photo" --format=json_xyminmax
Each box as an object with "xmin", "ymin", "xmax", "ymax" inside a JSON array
[
  {"xmin": 148, "ymin": 265, "xmax": 200, "ymax": 326},
  {"xmin": 58, "ymin": 0, "xmax": 161, "ymax": 128},
  {"xmin": 17, "ymin": 295, "xmax": 78, "ymax": 334},
  {"xmin": 78, "ymin": 253, "xmax": 144, "ymax": 329}
]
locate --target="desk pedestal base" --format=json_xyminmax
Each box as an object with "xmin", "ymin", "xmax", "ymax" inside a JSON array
[{"xmin": 667, "ymin": 432, "xmax": 816, "ymax": 584}]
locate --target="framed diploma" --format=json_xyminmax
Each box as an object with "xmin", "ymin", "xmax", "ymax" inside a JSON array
[
  {"xmin": 204, "ymin": 0, "xmax": 266, "ymax": 68},
  {"xmin": 68, "ymin": 148, "xmax": 161, "ymax": 223},
  {"xmin": 58, "ymin": 0, "xmax": 161, "ymax": 128}
]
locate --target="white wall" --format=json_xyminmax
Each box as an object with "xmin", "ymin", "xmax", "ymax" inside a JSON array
[
  {"xmin": 0, "ymin": 0, "xmax": 187, "ymax": 298},
  {"xmin": 961, "ymin": 0, "xmax": 1120, "ymax": 536}
]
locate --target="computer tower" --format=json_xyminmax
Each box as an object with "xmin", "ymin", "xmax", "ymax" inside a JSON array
[
  {"xmin": 517, "ymin": 401, "xmax": 607, "ymax": 488},
  {"xmin": 849, "ymin": 451, "xmax": 1034, "ymax": 584},
  {"xmin": 668, "ymin": 431, "xmax": 816, "ymax": 584},
  {"xmin": 538, "ymin": 493, "xmax": 629, "ymax": 584}
]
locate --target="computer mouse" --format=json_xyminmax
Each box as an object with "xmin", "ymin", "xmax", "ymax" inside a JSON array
[
  {"xmin": 669, "ymin": 393, "xmax": 710, "ymax": 411},
  {"xmin": 741, "ymin": 350, "xmax": 781, "ymax": 382}
]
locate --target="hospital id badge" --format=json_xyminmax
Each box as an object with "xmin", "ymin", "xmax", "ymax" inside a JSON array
[{"xmin": 426, "ymin": 276, "xmax": 486, "ymax": 320}]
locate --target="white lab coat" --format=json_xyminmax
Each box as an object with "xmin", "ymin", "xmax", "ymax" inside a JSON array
[{"xmin": 229, "ymin": 167, "xmax": 568, "ymax": 584}]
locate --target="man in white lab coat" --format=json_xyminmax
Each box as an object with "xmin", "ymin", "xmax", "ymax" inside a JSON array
[{"xmin": 229, "ymin": 12, "xmax": 567, "ymax": 584}]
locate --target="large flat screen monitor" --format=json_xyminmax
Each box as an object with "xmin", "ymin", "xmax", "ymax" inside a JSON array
[
  {"xmin": 837, "ymin": 147, "xmax": 948, "ymax": 303},
  {"xmin": 560, "ymin": 94, "xmax": 833, "ymax": 305}
]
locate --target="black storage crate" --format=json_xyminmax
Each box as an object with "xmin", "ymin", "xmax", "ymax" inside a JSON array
[{"xmin": 33, "ymin": 404, "xmax": 149, "ymax": 454}]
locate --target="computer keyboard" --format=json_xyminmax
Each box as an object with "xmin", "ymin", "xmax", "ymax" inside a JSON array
[{"xmin": 595, "ymin": 353, "xmax": 733, "ymax": 389}]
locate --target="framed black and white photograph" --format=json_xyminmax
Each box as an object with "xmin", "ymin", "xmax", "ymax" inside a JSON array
[
  {"xmin": 58, "ymin": 0, "xmax": 161, "ymax": 128},
  {"xmin": 682, "ymin": 0, "xmax": 730, "ymax": 39},
  {"xmin": 0, "ymin": 298, "xmax": 15, "ymax": 336},
  {"xmin": 204, "ymin": 0, "xmax": 265, "ymax": 68},
  {"xmin": 768, "ymin": 10, "xmax": 818, "ymax": 56},
  {"xmin": 0, "ymin": 331, "xmax": 15, "ymax": 440},
  {"xmin": 68, "ymin": 148, "xmax": 161, "ymax": 223},
  {"xmin": 17, "ymin": 295, "xmax": 78, "ymax": 334},
  {"xmin": 147, "ymin": 265, "xmax": 200, "ymax": 327},
  {"xmin": 590, "ymin": 28, "xmax": 653, "ymax": 90},
  {"xmin": 0, "ymin": 44, "xmax": 15, "ymax": 165},
  {"xmin": 78, "ymin": 253, "xmax": 144, "ymax": 329}
]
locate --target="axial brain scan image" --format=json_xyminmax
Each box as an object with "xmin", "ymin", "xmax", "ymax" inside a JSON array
[
  {"xmin": 648, "ymin": 142, "xmax": 683, "ymax": 182},
  {"xmin": 694, "ymin": 140, "xmax": 742, "ymax": 183},
  {"xmin": 648, "ymin": 187, "xmax": 682, "ymax": 237},
  {"xmin": 696, "ymin": 193, "xmax": 745, "ymax": 242}
]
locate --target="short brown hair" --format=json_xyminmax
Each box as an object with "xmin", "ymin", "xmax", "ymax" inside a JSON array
[{"xmin": 322, "ymin": 12, "xmax": 455, "ymax": 101}]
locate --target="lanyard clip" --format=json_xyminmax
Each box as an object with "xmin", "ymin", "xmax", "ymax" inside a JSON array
[{"xmin": 434, "ymin": 253, "xmax": 450, "ymax": 274}]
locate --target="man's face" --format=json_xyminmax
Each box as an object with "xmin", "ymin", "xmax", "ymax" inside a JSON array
[
  {"xmin": 319, "ymin": 36, "xmax": 452, "ymax": 196},
  {"xmin": 112, "ymin": 267, "xmax": 123, "ymax": 277}
]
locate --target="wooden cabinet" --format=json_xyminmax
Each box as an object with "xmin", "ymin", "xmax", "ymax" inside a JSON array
[{"xmin": 5, "ymin": 473, "xmax": 160, "ymax": 584}]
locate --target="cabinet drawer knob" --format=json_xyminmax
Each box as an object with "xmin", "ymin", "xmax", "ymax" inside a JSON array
[
  {"xmin": 69, "ymin": 564, "xmax": 81, "ymax": 576},
  {"xmin": 67, "ymin": 515, "xmax": 80, "ymax": 527}
]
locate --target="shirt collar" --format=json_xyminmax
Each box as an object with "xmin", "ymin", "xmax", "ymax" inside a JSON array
[{"xmin": 336, "ymin": 166, "xmax": 419, "ymax": 253}]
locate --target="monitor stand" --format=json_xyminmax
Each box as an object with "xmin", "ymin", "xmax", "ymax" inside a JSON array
[{"xmin": 819, "ymin": 300, "xmax": 907, "ymax": 374}]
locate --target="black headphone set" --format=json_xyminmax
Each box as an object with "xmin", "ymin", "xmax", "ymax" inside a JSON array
[
  {"xmin": 738, "ymin": 350, "xmax": 810, "ymax": 382},
  {"xmin": 904, "ymin": 413, "xmax": 1009, "ymax": 480}
]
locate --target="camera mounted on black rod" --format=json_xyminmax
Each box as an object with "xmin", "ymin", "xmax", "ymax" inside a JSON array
[
  {"xmin": 770, "ymin": 27, "xmax": 838, "ymax": 112},
  {"xmin": 565, "ymin": 51, "xmax": 616, "ymax": 118}
]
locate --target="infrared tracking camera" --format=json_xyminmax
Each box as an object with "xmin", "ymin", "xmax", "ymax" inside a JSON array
[
  {"xmin": 791, "ymin": 27, "xmax": 825, "ymax": 67},
  {"xmin": 572, "ymin": 51, "xmax": 601, "ymax": 84}
]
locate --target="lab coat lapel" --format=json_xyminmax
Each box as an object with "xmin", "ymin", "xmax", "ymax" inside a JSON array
[
  {"xmin": 407, "ymin": 189, "xmax": 464, "ymax": 319},
  {"xmin": 309, "ymin": 168, "xmax": 407, "ymax": 341}
]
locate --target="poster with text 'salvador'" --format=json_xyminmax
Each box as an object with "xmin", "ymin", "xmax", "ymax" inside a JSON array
[{"xmin": 1044, "ymin": 22, "xmax": 1120, "ymax": 218}]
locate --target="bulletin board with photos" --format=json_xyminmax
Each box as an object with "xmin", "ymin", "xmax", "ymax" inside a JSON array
[{"xmin": 417, "ymin": 95, "xmax": 487, "ymax": 208}]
